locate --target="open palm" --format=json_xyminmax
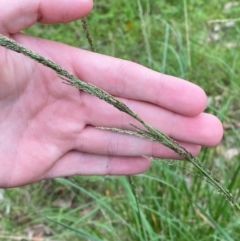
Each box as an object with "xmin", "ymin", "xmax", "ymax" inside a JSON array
[{"xmin": 0, "ymin": 0, "xmax": 223, "ymax": 187}]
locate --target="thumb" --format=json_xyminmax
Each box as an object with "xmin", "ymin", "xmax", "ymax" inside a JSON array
[{"xmin": 0, "ymin": 0, "xmax": 93, "ymax": 35}]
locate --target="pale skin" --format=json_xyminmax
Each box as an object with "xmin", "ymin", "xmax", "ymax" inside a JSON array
[{"xmin": 0, "ymin": 0, "xmax": 223, "ymax": 188}]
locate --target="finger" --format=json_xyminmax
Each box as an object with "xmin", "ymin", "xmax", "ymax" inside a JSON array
[
  {"xmin": 12, "ymin": 35, "xmax": 207, "ymax": 117},
  {"xmin": 71, "ymin": 49, "xmax": 208, "ymax": 117},
  {"xmin": 43, "ymin": 151, "xmax": 151, "ymax": 179},
  {"xmin": 74, "ymin": 126, "xmax": 202, "ymax": 158},
  {"xmin": 0, "ymin": 0, "xmax": 93, "ymax": 34},
  {"xmin": 82, "ymin": 93, "xmax": 223, "ymax": 147}
]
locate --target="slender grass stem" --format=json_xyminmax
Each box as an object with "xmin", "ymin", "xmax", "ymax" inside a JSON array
[
  {"xmin": 183, "ymin": 0, "xmax": 191, "ymax": 68},
  {"xmin": 127, "ymin": 176, "xmax": 146, "ymax": 240},
  {"xmin": 81, "ymin": 17, "xmax": 96, "ymax": 52},
  {"xmin": 137, "ymin": 0, "xmax": 152, "ymax": 68},
  {"xmin": 0, "ymin": 34, "xmax": 239, "ymax": 211}
]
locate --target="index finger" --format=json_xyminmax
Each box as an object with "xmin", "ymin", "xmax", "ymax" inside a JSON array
[{"xmin": 72, "ymin": 50, "xmax": 207, "ymax": 116}]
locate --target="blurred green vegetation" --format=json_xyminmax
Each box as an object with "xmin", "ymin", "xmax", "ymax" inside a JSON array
[{"xmin": 1, "ymin": 0, "xmax": 240, "ymax": 240}]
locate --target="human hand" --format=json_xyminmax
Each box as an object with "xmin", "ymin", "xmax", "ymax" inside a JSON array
[{"xmin": 0, "ymin": 0, "xmax": 223, "ymax": 187}]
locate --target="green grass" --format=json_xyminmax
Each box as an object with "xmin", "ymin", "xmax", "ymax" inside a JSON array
[{"xmin": 1, "ymin": 0, "xmax": 240, "ymax": 240}]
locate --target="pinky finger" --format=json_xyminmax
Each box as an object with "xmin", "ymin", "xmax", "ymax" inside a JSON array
[{"xmin": 43, "ymin": 151, "xmax": 151, "ymax": 179}]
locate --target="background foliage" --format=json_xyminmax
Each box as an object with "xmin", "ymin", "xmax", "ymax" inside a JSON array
[{"xmin": 1, "ymin": 0, "xmax": 240, "ymax": 240}]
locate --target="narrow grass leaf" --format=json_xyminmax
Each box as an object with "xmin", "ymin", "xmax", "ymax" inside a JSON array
[
  {"xmin": 195, "ymin": 204, "xmax": 234, "ymax": 241},
  {"xmin": 45, "ymin": 217, "xmax": 103, "ymax": 241}
]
